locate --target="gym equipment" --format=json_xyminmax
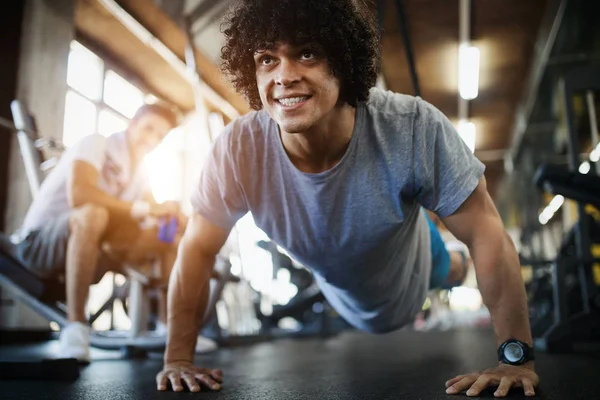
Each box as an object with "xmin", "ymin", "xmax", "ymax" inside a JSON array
[
  {"xmin": 531, "ymin": 165, "xmax": 600, "ymax": 353},
  {"xmin": 522, "ymin": 219, "xmax": 598, "ymax": 341},
  {"xmin": 253, "ymin": 240, "xmax": 350, "ymax": 338},
  {"xmin": 0, "ymin": 100, "xmax": 237, "ymax": 357},
  {"xmin": 203, "ymin": 240, "xmax": 349, "ymax": 344},
  {"xmin": 529, "ymin": 65, "xmax": 600, "ymax": 354},
  {"xmin": 256, "ymin": 240, "xmax": 313, "ymax": 291}
]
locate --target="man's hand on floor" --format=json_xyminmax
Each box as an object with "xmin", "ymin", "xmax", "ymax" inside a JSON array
[
  {"xmin": 156, "ymin": 361, "xmax": 223, "ymax": 392},
  {"xmin": 445, "ymin": 362, "xmax": 539, "ymax": 397}
]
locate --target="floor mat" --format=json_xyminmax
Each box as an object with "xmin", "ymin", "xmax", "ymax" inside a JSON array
[{"xmin": 1, "ymin": 327, "xmax": 598, "ymax": 399}]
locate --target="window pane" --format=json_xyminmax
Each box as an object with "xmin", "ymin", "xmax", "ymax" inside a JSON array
[
  {"xmin": 103, "ymin": 70, "xmax": 144, "ymax": 118},
  {"xmin": 98, "ymin": 109, "xmax": 129, "ymax": 137},
  {"xmin": 63, "ymin": 90, "xmax": 97, "ymax": 147},
  {"xmin": 66, "ymin": 41, "xmax": 104, "ymax": 100}
]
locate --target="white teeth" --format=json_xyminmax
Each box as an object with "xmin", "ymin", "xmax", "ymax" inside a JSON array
[{"xmin": 278, "ymin": 96, "xmax": 308, "ymax": 106}]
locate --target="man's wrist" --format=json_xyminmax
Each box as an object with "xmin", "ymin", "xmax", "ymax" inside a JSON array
[
  {"xmin": 523, "ymin": 360, "xmax": 535, "ymax": 370},
  {"xmin": 131, "ymin": 200, "xmax": 151, "ymax": 219},
  {"xmin": 498, "ymin": 360, "xmax": 535, "ymax": 370},
  {"xmin": 497, "ymin": 338, "xmax": 535, "ymax": 366},
  {"xmin": 164, "ymin": 347, "xmax": 194, "ymax": 365},
  {"xmin": 164, "ymin": 358, "xmax": 193, "ymax": 366}
]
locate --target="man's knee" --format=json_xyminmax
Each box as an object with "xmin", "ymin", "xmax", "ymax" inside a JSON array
[{"xmin": 69, "ymin": 204, "xmax": 110, "ymax": 239}]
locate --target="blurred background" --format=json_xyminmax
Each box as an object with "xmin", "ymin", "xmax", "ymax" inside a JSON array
[{"xmin": 1, "ymin": 0, "xmax": 599, "ymax": 341}]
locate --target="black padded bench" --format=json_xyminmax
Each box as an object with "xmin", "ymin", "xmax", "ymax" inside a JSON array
[{"xmin": 0, "ymin": 234, "xmax": 68, "ymax": 325}]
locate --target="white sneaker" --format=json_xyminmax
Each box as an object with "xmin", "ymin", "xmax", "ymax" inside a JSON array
[
  {"xmin": 195, "ymin": 335, "xmax": 218, "ymax": 354},
  {"xmin": 58, "ymin": 322, "xmax": 91, "ymax": 363}
]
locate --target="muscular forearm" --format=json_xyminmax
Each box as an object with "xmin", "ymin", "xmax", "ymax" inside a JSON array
[
  {"xmin": 164, "ymin": 242, "xmax": 214, "ymax": 364},
  {"xmin": 471, "ymin": 228, "xmax": 532, "ymax": 348},
  {"xmin": 69, "ymin": 184, "xmax": 133, "ymax": 215}
]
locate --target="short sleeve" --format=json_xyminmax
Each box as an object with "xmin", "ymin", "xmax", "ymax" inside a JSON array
[
  {"xmin": 70, "ymin": 134, "xmax": 108, "ymax": 171},
  {"xmin": 190, "ymin": 128, "xmax": 249, "ymax": 230},
  {"xmin": 412, "ymin": 98, "xmax": 486, "ymax": 217}
]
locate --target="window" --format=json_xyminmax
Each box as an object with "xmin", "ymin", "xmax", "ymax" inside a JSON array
[
  {"xmin": 97, "ymin": 109, "xmax": 128, "ymax": 137},
  {"xmin": 62, "ymin": 41, "xmax": 146, "ymax": 146},
  {"xmin": 63, "ymin": 91, "xmax": 97, "ymax": 147},
  {"xmin": 66, "ymin": 41, "xmax": 104, "ymax": 101},
  {"xmin": 103, "ymin": 70, "xmax": 145, "ymax": 119}
]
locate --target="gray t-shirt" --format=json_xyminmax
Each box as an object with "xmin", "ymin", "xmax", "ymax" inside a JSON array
[{"xmin": 191, "ymin": 88, "xmax": 485, "ymax": 333}]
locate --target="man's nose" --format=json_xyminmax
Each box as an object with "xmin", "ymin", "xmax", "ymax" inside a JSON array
[{"xmin": 275, "ymin": 59, "xmax": 301, "ymax": 87}]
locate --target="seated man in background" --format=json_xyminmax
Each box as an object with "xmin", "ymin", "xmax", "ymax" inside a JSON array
[
  {"xmin": 15, "ymin": 102, "xmax": 215, "ymax": 362},
  {"xmin": 157, "ymin": 0, "xmax": 539, "ymax": 398}
]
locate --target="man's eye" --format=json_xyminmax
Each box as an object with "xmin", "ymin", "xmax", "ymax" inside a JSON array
[
  {"xmin": 301, "ymin": 51, "xmax": 315, "ymax": 60},
  {"xmin": 260, "ymin": 56, "xmax": 273, "ymax": 65}
]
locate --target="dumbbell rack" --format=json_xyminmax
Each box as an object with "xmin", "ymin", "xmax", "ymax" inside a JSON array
[{"xmin": 534, "ymin": 66, "xmax": 600, "ymax": 354}]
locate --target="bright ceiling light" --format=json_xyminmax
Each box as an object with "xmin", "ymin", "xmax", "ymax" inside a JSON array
[
  {"xmin": 548, "ymin": 195, "xmax": 564, "ymax": 213},
  {"xmin": 539, "ymin": 208, "xmax": 555, "ymax": 225},
  {"xmin": 459, "ymin": 44, "xmax": 480, "ymax": 100},
  {"xmin": 457, "ymin": 120, "xmax": 476, "ymax": 153},
  {"xmin": 539, "ymin": 195, "xmax": 566, "ymax": 226},
  {"xmin": 579, "ymin": 161, "xmax": 591, "ymax": 174}
]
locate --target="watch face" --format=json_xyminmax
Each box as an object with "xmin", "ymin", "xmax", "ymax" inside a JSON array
[{"xmin": 504, "ymin": 342, "xmax": 524, "ymax": 363}]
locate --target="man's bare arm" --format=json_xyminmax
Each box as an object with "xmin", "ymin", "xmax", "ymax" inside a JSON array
[
  {"xmin": 67, "ymin": 160, "xmax": 134, "ymax": 215},
  {"xmin": 164, "ymin": 213, "xmax": 230, "ymax": 364},
  {"xmin": 441, "ymin": 177, "xmax": 539, "ymax": 397},
  {"xmin": 68, "ymin": 160, "xmax": 175, "ymax": 218},
  {"xmin": 441, "ymin": 177, "xmax": 532, "ymax": 349}
]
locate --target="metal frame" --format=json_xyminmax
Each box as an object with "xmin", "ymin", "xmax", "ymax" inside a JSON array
[
  {"xmin": 186, "ymin": 0, "xmax": 222, "ymax": 26},
  {"xmin": 561, "ymin": 66, "xmax": 600, "ymax": 312},
  {"xmin": 10, "ymin": 101, "xmax": 45, "ymax": 199},
  {"xmin": 394, "ymin": 0, "xmax": 420, "ymax": 98},
  {"xmin": 509, "ymin": 0, "xmax": 568, "ymax": 165}
]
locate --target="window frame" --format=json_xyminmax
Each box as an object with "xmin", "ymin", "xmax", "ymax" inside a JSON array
[{"xmin": 64, "ymin": 39, "xmax": 150, "ymax": 140}]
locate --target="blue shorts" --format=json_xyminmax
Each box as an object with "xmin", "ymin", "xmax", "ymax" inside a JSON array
[{"xmin": 424, "ymin": 211, "xmax": 451, "ymax": 289}]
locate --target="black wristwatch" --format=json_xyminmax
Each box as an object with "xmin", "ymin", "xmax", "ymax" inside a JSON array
[{"xmin": 497, "ymin": 339, "xmax": 535, "ymax": 366}]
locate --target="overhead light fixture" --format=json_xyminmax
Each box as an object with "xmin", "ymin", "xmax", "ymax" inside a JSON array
[
  {"xmin": 457, "ymin": 120, "xmax": 476, "ymax": 153},
  {"xmin": 538, "ymin": 195, "xmax": 564, "ymax": 225},
  {"xmin": 539, "ymin": 211, "xmax": 551, "ymax": 226},
  {"xmin": 459, "ymin": 44, "xmax": 480, "ymax": 100},
  {"xmin": 579, "ymin": 161, "xmax": 591, "ymax": 174},
  {"xmin": 548, "ymin": 195, "xmax": 565, "ymax": 212}
]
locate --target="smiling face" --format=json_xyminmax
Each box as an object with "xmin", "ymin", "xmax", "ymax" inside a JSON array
[
  {"xmin": 254, "ymin": 42, "xmax": 342, "ymax": 134},
  {"xmin": 127, "ymin": 113, "xmax": 173, "ymax": 156}
]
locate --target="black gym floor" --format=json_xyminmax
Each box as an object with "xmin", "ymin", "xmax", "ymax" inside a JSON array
[{"xmin": 1, "ymin": 327, "xmax": 597, "ymax": 399}]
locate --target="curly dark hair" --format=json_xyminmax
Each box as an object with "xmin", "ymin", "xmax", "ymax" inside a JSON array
[{"xmin": 220, "ymin": 0, "xmax": 381, "ymax": 110}]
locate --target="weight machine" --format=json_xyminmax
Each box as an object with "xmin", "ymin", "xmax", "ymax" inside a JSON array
[{"xmin": 531, "ymin": 65, "xmax": 600, "ymax": 353}]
